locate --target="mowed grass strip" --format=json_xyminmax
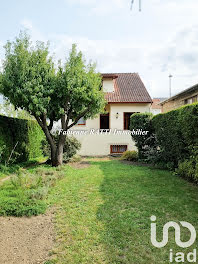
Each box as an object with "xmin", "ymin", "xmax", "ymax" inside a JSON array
[{"xmin": 47, "ymin": 160, "xmax": 198, "ymax": 264}]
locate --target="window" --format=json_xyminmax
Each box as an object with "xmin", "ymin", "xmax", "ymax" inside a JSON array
[
  {"xmin": 110, "ymin": 145, "xmax": 127, "ymax": 154},
  {"xmin": 100, "ymin": 114, "xmax": 109, "ymax": 130},
  {"xmin": 184, "ymin": 98, "xmax": 193, "ymax": 105},
  {"xmin": 77, "ymin": 117, "xmax": 86, "ymax": 125},
  {"xmin": 124, "ymin": 112, "xmax": 135, "ymax": 130}
]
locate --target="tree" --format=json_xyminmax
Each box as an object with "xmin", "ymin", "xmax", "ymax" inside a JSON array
[{"xmin": 0, "ymin": 32, "xmax": 105, "ymax": 166}]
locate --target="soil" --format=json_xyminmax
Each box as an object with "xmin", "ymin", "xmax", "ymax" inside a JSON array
[{"xmin": 0, "ymin": 210, "xmax": 55, "ymax": 264}]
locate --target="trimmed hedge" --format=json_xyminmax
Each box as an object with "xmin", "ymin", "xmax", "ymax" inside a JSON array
[
  {"xmin": 152, "ymin": 103, "xmax": 198, "ymax": 168},
  {"xmin": 0, "ymin": 115, "xmax": 44, "ymax": 163},
  {"xmin": 130, "ymin": 103, "xmax": 198, "ymax": 181},
  {"xmin": 130, "ymin": 113, "xmax": 154, "ymax": 160}
]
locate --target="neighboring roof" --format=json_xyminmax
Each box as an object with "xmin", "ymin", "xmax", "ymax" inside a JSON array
[
  {"xmin": 160, "ymin": 83, "xmax": 198, "ymax": 105},
  {"xmin": 151, "ymin": 98, "xmax": 168, "ymax": 109},
  {"xmin": 151, "ymin": 99, "xmax": 162, "ymax": 109},
  {"xmin": 153, "ymin": 97, "xmax": 168, "ymax": 102},
  {"xmin": 102, "ymin": 73, "xmax": 152, "ymax": 103}
]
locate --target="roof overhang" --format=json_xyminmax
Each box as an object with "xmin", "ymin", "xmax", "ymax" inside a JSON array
[
  {"xmin": 160, "ymin": 83, "xmax": 198, "ymax": 105},
  {"xmin": 101, "ymin": 73, "xmax": 118, "ymax": 79}
]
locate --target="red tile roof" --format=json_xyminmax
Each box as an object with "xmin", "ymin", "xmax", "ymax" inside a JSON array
[{"xmin": 102, "ymin": 73, "xmax": 152, "ymax": 103}]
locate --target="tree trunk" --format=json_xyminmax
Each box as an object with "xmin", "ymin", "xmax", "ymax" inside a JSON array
[{"xmin": 51, "ymin": 142, "xmax": 64, "ymax": 167}]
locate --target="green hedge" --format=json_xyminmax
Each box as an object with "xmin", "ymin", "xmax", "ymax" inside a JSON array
[
  {"xmin": 130, "ymin": 113, "xmax": 154, "ymax": 160},
  {"xmin": 152, "ymin": 103, "xmax": 198, "ymax": 167},
  {"xmin": 0, "ymin": 115, "xmax": 44, "ymax": 163},
  {"xmin": 130, "ymin": 103, "xmax": 198, "ymax": 181}
]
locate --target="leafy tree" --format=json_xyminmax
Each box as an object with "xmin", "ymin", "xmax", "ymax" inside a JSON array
[{"xmin": 0, "ymin": 32, "xmax": 105, "ymax": 166}]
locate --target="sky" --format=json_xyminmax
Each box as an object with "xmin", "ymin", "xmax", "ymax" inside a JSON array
[{"xmin": 0, "ymin": 0, "xmax": 198, "ymax": 100}]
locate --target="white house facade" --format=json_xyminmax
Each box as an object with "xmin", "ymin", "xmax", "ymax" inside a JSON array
[{"xmin": 70, "ymin": 73, "xmax": 152, "ymax": 156}]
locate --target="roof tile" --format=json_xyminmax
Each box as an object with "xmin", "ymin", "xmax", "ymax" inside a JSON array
[{"xmin": 102, "ymin": 73, "xmax": 152, "ymax": 103}]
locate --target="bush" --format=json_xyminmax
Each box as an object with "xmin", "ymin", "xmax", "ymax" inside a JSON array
[
  {"xmin": 121, "ymin": 151, "xmax": 138, "ymax": 161},
  {"xmin": 0, "ymin": 165, "xmax": 65, "ymax": 217},
  {"xmin": 42, "ymin": 136, "xmax": 81, "ymax": 162},
  {"xmin": 0, "ymin": 189, "xmax": 47, "ymax": 217},
  {"xmin": 152, "ymin": 103, "xmax": 198, "ymax": 168},
  {"xmin": 176, "ymin": 147, "xmax": 198, "ymax": 183},
  {"xmin": 10, "ymin": 169, "xmax": 43, "ymax": 189},
  {"xmin": 0, "ymin": 115, "xmax": 44, "ymax": 164},
  {"xmin": 130, "ymin": 113, "xmax": 155, "ymax": 160},
  {"xmin": 130, "ymin": 103, "xmax": 198, "ymax": 182}
]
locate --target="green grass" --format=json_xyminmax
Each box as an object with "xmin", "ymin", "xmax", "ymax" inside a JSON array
[
  {"xmin": 46, "ymin": 160, "xmax": 198, "ymax": 264},
  {"xmin": 0, "ymin": 159, "xmax": 197, "ymax": 262}
]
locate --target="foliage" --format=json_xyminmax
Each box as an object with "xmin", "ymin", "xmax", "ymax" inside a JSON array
[
  {"xmin": 130, "ymin": 113, "xmax": 155, "ymax": 160},
  {"xmin": 130, "ymin": 103, "xmax": 198, "ymax": 181},
  {"xmin": 0, "ymin": 115, "xmax": 44, "ymax": 163},
  {"xmin": 0, "ymin": 165, "xmax": 65, "ymax": 217},
  {"xmin": 0, "ymin": 189, "xmax": 47, "ymax": 217},
  {"xmin": 0, "ymin": 31, "xmax": 105, "ymax": 166},
  {"xmin": 176, "ymin": 147, "xmax": 198, "ymax": 183},
  {"xmin": 0, "ymin": 145, "xmax": 6, "ymax": 163},
  {"xmin": 42, "ymin": 135, "xmax": 81, "ymax": 162},
  {"xmin": 120, "ymin": 150, "xmax": 138, "ymax": 161},
  {"xmin": 152, "ymin": 103, "xmax": 198, "ymax": 169}
]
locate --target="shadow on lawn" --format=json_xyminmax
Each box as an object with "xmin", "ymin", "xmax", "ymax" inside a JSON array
[{"xmin": 94, "ymin": 160, "xmax": 198, "ymax": 264}]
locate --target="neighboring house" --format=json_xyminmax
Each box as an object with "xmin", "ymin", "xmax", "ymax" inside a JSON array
[
  {"xmin": 150, "ymin": 98, "xmax": 167, "ymax": 115},
  {"xmin": 71, "ymin": 73, "xmax": 152, "ymax": 156},
  {"xmin": 160, "ymin": 84, "xmax": 198, "ymax": 113}
]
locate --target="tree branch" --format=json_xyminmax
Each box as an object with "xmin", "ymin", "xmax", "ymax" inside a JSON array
[
  {"xmin": 67, "ymin": 108, "xmax": 89, "ymax": 129},
  {"xmin": 48, "ymin": 118, "xmax": 54, "ymax": 131},
  {"xmin": 34, "ymin": 114, "xmax": 56, "ymax": 150}
]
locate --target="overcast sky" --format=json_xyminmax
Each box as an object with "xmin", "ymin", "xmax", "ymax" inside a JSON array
[{"xmin": 0, "ymin": 0, "xmax": 198, "ymax": 99}]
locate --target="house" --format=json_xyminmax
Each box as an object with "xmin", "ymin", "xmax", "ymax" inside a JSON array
[
  {"xmin": 160, "ymin": 84, "xmax": 198, "ymax": 113},
  {"xmin": 150, "ymin": 98, "xmax": 167, "ymax": 115},
  {"xmin": 71, "ymin": 73, "xmax": 152, "ymax": 156}
]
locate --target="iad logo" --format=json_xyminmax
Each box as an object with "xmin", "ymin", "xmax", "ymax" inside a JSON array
[{"xmin": 150, "ymin": 216, "xmax": 197, "ymax": 263}]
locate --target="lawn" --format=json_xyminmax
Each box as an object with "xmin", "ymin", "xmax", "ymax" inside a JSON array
[{"xmin": 46, "ymin": 159, "xmax": 198, "ymax": 264}]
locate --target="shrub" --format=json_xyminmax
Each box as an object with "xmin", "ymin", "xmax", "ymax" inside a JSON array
[
  {"xmin": 176, "ymin": 147, "xmax": 198, "ymax": 183},
  {"xmin": 0, "ymin": 115, "xmax": 44, "ymax": 163},
  {"xmin": 130, "ymin": 103, "xmax": 198, "ymax": 181},
  {"xmin": 0, "ymin": 189, "xmax": 47, "ymax": 217},
  {"xmin": 42, "ymin": 136, "xmax": 81, "ymax": 162},
  {"xmin": 130, "ymin": 113, "xmax": 155, "ymax": 160},
  {"xmin": 121, "ymin": 151, "xmax": 138, "ymax": 161},
  {"xmin": 0, "ymin": 165, "xmax": 65, "ymax": 217},
  {"xmin": 27, "ymin": 186, "xmax": 49, "ymax": 200},
  {"xmin": 152, "ymin": 103, "xmax": 198, "ymax": 168}
]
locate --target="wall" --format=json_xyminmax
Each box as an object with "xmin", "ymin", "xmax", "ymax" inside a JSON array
[
  {"xmin": 162, "ymin": 90, "xmax": 198, "ymax": 113},
  {"xmin": 110, "ymin": 103, "xmax": 151, "ymax": 130},
  {"xmin": 103, "ymin": 78, "xmax": 115, "ymax": 92},
  {"xmin": 71, "ymin": 103, "xmax": 151, "ymax": 156}
]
